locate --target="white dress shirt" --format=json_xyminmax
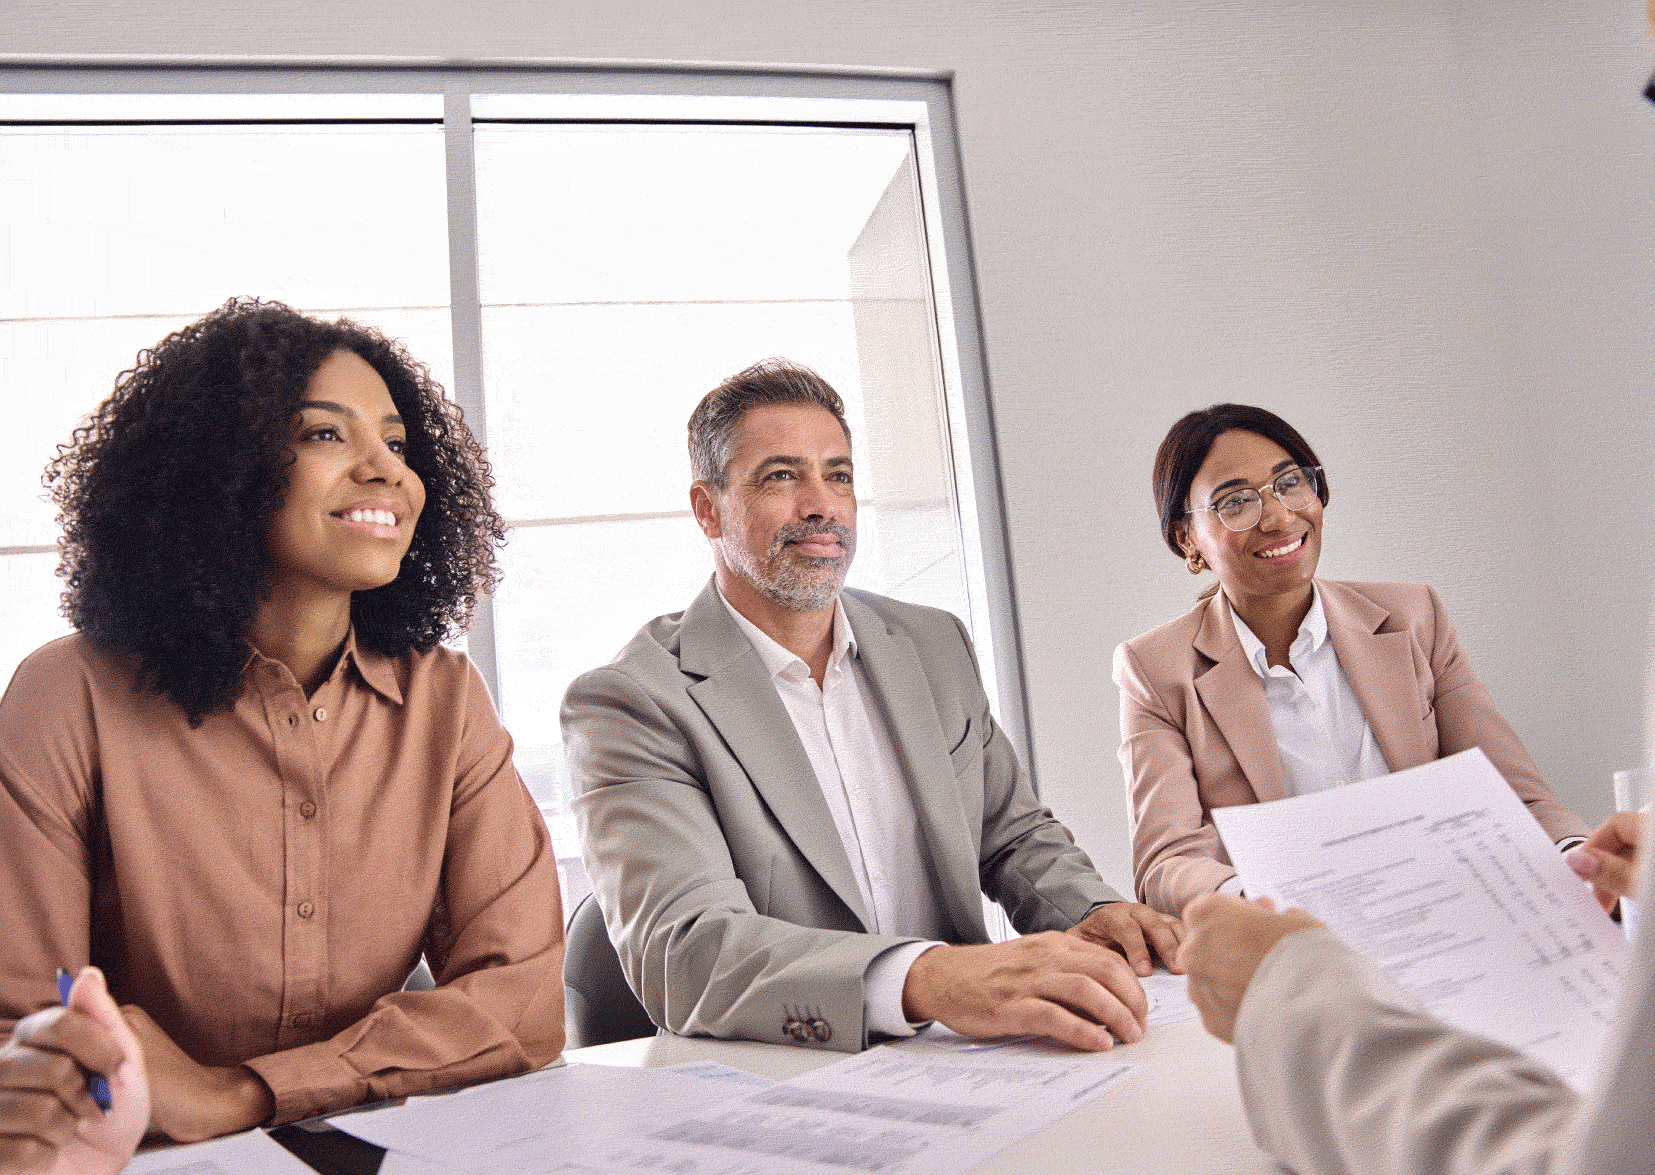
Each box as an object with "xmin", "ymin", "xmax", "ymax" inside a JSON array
[
  {"xmin": 1230, "ymin": 586, "xmax": 1391, "ymax": 799},
  {"xmin": 718, "ymin": 589, "xmax": 944, "ymax": 1035},
  {"xmin": 1216, "ymin": 588, "xmax": 1582, "ymax": 900},
  {"xmin": 1217, "ymin": 587, "xmax": 1391, "ymax": 896}
]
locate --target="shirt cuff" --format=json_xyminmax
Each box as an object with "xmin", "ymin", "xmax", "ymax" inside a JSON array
[
  {"xmin": 1217, "ymin": 875, "xmax": 1246, "ymax": 897},
  {"xmin": 865, "ymin": 941, "xmax": 944, "ymax": 1038}
]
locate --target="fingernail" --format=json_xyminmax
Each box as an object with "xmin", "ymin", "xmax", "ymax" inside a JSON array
[{"xmin": 1567, "ymin": 849, "xmax": 1598, "ymax": 879}]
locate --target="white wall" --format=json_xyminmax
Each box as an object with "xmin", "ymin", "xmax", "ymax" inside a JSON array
[{"xmin": 8, "ymin": 0, "xmax": 1653, "ymax": 893}]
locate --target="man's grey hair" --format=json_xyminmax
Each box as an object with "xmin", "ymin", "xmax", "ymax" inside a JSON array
[{"xmin": 687, "ymin": 358, "xmax": 852, "ymax": 491}]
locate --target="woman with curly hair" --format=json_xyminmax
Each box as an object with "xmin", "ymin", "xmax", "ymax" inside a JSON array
[{"xmin": 0, "ymin": 298, "xmax": 564, "ymax": 1168}]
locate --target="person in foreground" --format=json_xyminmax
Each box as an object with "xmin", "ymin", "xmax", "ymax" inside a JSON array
[
  {"xmin": 0, "ymin": 299, "xmax": 564, "ymax": 1167},
  {"xmin": 563, "ymin": 358, "xmax": 1182, "ymax": 1054},
  {"xmin": 1115, "ymin": 404, "xmax": 1586, "ymax": 915},
  {"xmin": 1182, "ymin": 808, "xmax": 1649, "ymax": 1175},
  {"xmin": 0, "ymin": 969, "xmax": 148, "ymax": 1175}
]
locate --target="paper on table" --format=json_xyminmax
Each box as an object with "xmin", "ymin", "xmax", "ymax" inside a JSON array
[
  {"xmin": 378, "ymin": 1154, "xmax": 467, "ymax": 1175},
  {"xmin": 328, "ymin": 1062, "xmax": 745, "ymax": 1172},
  {"xmin": 1213, "ymin": 748, "xmax": 1630, "ymax": 1090},
  {"xmin": 602, "ymin": 1042, "xmax": 1143, "ymax": 1175},
  {"xmin": 661, "ymin": 1060, "xmax": 776, "ymax": 1088},
  {"xmin": 1141, "ymin": 969, "xmax": 1200, "ymax": 1027},
  {"xmin": 125, "ymin": 1128, "xmax": 315, "ymax": 1174}
]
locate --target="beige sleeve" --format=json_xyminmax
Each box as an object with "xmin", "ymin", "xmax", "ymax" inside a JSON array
[
  {"xmin": 1233, "ymin": 927, "xmax": 1580, "ymax": 1175},
  {"xmin": 1114, "ymin": 641, "xmax": 1236, "ymax": 915}
]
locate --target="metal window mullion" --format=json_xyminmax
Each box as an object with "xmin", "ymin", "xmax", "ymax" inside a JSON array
[{"xmin": 442, "ymin": 89, "xmax": 501, "ymax": 705}]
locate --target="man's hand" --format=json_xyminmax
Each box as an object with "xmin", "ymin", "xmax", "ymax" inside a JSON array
[
  {"xmin": 901, "ymin": 932, "xmax": 1148, "ymax": 1052},
  {"xmin": 1567, "ymin": 810, "xmax": 1646, "ymax": 913},
  {"xmin": 117, "ymin": 1007, "xmax": 271, "ymax": 1143},
  {"xmin": 1181, "ymin": 894, "xmax": 1323, "ymax": 1044},
  {"xmin": 1066, "ymin": 902, "xmax": 1186, "ymax": 975},
  {"xmin": 0, "ymin": 967, "xmax": 149, "ymax": 1175}
]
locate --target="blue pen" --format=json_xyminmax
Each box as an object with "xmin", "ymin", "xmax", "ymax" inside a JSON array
[{"xmin": 55, "ymin": 969, "xmax": 112, "ymax": 1111}]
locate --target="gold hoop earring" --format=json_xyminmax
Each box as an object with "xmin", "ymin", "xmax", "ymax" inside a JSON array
[{"xmin": 1186, "ymin": 552, "xmax": 1205, "ymax": 575}]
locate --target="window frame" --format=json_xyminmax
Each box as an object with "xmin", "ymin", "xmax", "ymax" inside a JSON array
[{"xmin": 0, "ymin": 57, "xmax": 1039, "ymax": 775}]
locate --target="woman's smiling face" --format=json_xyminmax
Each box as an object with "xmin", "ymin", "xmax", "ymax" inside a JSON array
[
  {"xmin": 262, "ymin": 349, "xmax": 426, "ymax": 604},
  {"xmin": 1177, "ymin": 428, "xmax": 1322, "ymax": 612}
]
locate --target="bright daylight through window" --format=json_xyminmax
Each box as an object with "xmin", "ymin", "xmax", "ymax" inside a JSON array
[{"xmin": 0, "ymin": 72, "xmax": 1014, "ymax": 916}]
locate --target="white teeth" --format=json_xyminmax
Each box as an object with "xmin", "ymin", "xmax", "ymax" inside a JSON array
[
  {"xmin": 344, "ymin": 509, "xmax": 396, "ymax": 527},
  {"xmin": 1257, "ymin": 533, "xmax": 1305, "ymax": 558}
]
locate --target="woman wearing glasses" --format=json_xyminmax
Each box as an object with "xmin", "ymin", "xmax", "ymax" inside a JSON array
[{"xmin": 1114, "ymin": 403, "xmax": 1586, "ymax": 917}]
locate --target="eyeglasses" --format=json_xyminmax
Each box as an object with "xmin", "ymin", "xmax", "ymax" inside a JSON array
[{"xmin": 1186, "ymin": 466, "xmax": 1322, "ymax": 532}]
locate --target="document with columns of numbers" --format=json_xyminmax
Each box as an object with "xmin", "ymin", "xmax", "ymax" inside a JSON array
[
  {"xmin": 557, "ymin": 1044, "xmax": 1143, "ymax": 1175},
  {"xmin": 336, "ymin": 1042, "xmax": 1142, "ymax": 1175},
  {"xmin": 1213, "ymin": 748, "xmax": 1630, "ymax": 1091}
]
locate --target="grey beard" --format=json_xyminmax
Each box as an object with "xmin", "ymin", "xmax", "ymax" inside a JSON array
[{"xmin": 727, "ymin": 520, "xmax": 854, "ymax": 612}]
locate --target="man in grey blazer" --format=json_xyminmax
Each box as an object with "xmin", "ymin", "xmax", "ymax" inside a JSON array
[{"xmin": 563, "ymin": 358, "xmax": 1182, "ymax": 1053}]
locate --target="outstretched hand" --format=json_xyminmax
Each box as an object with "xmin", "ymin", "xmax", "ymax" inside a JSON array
[
  {"xmin": 1567, "ymin": 810, "xmax": 1645, "ymax": 914},
  {"xmin": 1066, "ymin": 902, "xmax": 1186, "ymax": 975},
  {"xmin": 0, "ymin": 967, "xmax": 149, "ymax": 1175},
  {"xmin": 901, "ymin": 932, "xmax": 1149, "ymax": 1052},
  {"xmin": 1180, "ymin": 894, "xmax": 1323, "ymax": 1044}
]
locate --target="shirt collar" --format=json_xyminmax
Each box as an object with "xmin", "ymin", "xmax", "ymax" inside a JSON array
[
  {"xmin": 1227, "ymin": 582, "xmax": 1327, "ymax": 677},
  {"xmin": 342, "ymin": 629, "xmax": 404, "ymax": 705},
  {"xmin": 716, "ymin": 585, "xmax": 855, "ymax": 683},
  {"xmin": 244, "ymin": 624, "xmax": 405, "ymax": 705}
]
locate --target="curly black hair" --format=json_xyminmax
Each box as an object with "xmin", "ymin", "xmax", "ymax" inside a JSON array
[{"xmin": 46, "ymin": 297, "xmax": 504, "ymax": 725}]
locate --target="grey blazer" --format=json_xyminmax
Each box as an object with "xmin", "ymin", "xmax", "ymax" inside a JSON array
[{"xmin": 562, "ymin": 580, "xmax": 1121, "ymax": 1051}]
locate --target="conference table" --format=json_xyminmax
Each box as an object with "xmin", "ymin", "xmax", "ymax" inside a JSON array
[{"xmin": 264, "ymin": 1015, "xmax": 1280, "ymax": 1175}]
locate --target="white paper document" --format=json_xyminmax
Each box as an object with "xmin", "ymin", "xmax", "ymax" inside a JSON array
[
  {"xmin": 1213, "ymin": 748, "xmax": 1630, "ymax": 1089},
  {"xmin": 125, "ymin": 1128, "xmax": 315, "ymax": 1174},
  {"xmin": 328, "ymin": 1062, "xmax": 745, "ymax": 1172},
  {"xmin": 334, "ymin": 1041, "xmax": 1141, "ymax": 1175},
  {"xmin": 593, "ymin": 1043, "xmax": 1142, "ymax": 1175}
]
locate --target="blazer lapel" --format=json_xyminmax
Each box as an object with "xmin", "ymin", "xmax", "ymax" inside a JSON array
[
  {"xmin": 1321, "ymin": 581, "xmax": 1431, "ymax": 772},
  {"xmin": 679, "ymin": 581, "xmax": 872, "ymax": 930},
  {"xmin": 1192, "ymin": 594, "xmax": 1289, "ymax": 803},
  {"xmin": 842, "ymin": 595, "xmax": 988, "ymax": 942}
]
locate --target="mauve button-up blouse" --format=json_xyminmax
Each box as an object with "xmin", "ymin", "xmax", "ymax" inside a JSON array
[{"xmin": 0, "ymin": 630, "xmax": 565, "ymax": 1125}]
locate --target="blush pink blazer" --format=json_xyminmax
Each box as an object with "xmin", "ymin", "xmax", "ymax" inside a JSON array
[{"xmin": 1113, "ymin": 580, "xmax": 1588, "ymax": 916}]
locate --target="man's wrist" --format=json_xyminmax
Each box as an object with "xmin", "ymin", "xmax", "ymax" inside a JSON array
[
  {"xmin": 869, "ymin": 941, "xmax": 942, "ymax": 1035},
  {"xmin": 898, "ymin": 943, "xmax": 953, "ymax": 1025}
]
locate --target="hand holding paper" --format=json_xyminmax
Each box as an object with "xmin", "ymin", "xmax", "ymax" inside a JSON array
[{"xmin": 1209, "ymin": 749, "xmax": 1630, "ymax": 1090}]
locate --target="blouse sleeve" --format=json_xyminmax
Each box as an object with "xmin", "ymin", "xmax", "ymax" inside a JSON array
[{"xmin": 1114, "ymin": 641, "xmax": 1238, "ymax": 915}]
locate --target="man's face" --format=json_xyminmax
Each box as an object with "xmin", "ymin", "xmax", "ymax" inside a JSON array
[{"xmin": 693, "ymin": 402, "xmax": 856, "ymax": 613}]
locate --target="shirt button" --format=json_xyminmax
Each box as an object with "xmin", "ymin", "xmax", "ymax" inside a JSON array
[
  {"xmin": 297, "ymin": 901, "xmax": 315, "ymax": 919},
  {"xmin": 299, "ymin": 801, "xmax": 317, "ymax": 819},
  {"xmin": 287, "ymin": 714, "xmax": 298, "ymax": 726},
  {"xmin": 313, "ymin": 707, "xmax": 327, "ymax": 722}
]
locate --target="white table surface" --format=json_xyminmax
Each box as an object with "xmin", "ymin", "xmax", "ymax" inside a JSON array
[{"xmin": 567, "ymin": 1017, "xmax": 1280, "ymax": 1175}]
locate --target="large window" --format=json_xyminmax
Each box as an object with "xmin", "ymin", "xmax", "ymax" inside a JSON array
[{"xmin": 0, "ymin": 68, "xmax": 1023, "ymax": 918}]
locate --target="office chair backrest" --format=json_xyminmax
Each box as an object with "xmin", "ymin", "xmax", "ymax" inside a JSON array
[{"xmin": 563, "ymin": 891, "xmax": 659, "ymax": 1049}]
